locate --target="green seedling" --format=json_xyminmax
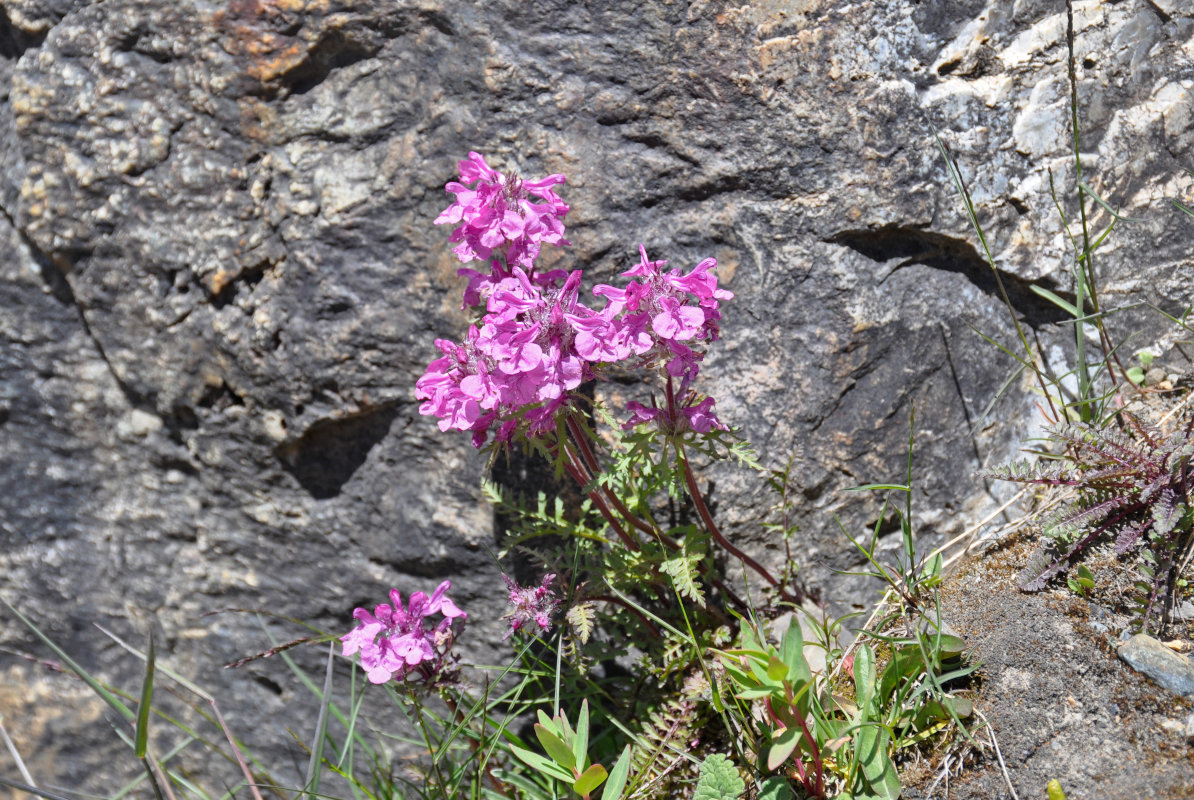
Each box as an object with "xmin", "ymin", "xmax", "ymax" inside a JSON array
[{"xmin": 1066, "ymin": 564, "xmax": 1096, "ymax": 597}]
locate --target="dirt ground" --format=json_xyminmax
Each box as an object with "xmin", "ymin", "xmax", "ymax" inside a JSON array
[{"xmin": 899, "ymin": 530, "xmax": 1194, "ymax": 800}]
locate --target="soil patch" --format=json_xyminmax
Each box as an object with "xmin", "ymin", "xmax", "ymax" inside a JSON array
[{"xmin": 901, "ymin": 531, "xmax": 1194, "ymax": 799}]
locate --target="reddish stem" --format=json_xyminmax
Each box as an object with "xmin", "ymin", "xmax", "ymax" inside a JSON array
[
  {"xmin": 677, "ymin": 442, "xmax": 795, "ymax": 604},
  {"xmin": 564, "ymin": 413, "xmax": 746, "ymax": 616},
  {"xmin": 559, "ymin": 442, "xmax": 640, "ymax": 552}
]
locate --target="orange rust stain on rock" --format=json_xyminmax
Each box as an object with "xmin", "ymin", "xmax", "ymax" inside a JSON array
[{"xmin": 216, "ymin": 0, "xmax": 327, "ymax": 85}]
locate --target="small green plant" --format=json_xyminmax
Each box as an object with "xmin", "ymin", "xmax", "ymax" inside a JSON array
[
  {"xmin": 691, "ymin": 754, "xmax": 745, "ymax": 800},
  {"xmin": 1125, "ymin": 351, "xmax": 1156, "ymax": 387},
  {"xmin": 510, "ymin": 701, "xmax": 631, "ymax": 799},
  {"xmin": 715, "ymin": 418, "xmax": 973, "ymax": 800},
  {"xmin": 983, "ymin": 411, "xmax": 1194, "ymax": 632},
  {"xmin": 1066, "ymin": 564, "xmax": 1096, "ymax": 597}
]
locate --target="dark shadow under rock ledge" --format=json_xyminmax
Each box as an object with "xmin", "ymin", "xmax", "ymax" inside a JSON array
[{"xmin": 900, "ymin": 532, "xmax": 1194, "ymax": 800}]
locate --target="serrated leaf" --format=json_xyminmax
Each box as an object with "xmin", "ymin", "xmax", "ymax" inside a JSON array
[
  {"xmin": 566, "ymin": 601, "xmax": 597, "ymax": 645},
  {"xmin": 693, "ymin": 754, "xmax": 744, "ymax": 800},
  {"xmin": 660, "ymin": 549, "xmax": 706, "ymax": 607}
]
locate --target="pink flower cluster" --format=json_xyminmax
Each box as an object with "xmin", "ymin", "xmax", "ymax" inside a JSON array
[
  {"xmin": 502, "ymin": 573, "xmax": 560, "ymax": 640},
  {"xmin": 418, "ymin": 154, "xmax": 734, "ymax": 444},
  {"xmin": 435, "ymin": 152, "xmax": 570, "ymax": 272},
  {"xmin": 585, "ymin": 245, "xmax": 733, "ymax": 391},
  {"xmin": 416, "ymin": 268, "xmax": 601, "ymax": 446},
  {"xmin": 341, "ymin": 581, "xmax": 466, "ymax": 685}
]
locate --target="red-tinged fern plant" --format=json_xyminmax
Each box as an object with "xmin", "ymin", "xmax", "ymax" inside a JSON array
[{"xmin": 982, "ymin": 411, "xmax": 1194, "ymax": 633}]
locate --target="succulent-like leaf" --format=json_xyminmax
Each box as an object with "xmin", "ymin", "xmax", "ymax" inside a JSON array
[
  {"xmin": 766, "ymin": 725, "xmax": 802, "ymax": 772},
  {"xmin": 535, "ymin": 725, "xmax": 576, "ymax": 772},
  {"xmin": 573, "ymin": 763, "xmax": 607, "ymax": 796},
  {"xmin": 602, "ymin": 745, "xmax": 632, "ymax": 800}
]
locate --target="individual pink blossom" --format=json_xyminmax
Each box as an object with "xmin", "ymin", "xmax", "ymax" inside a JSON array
[
  {"xmin": 502, "ymin": 573, "xmax": 560, "ymax": 639},
  {"xmin": 435, "ymin": 152, "xmax": 570, "ymax": 273},
  {"xmin": 341, "ymin": 581, "xmax": 466, "ymax": 685}
]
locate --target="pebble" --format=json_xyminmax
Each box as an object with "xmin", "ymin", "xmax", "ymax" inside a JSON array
[{"xmin": 1118, "ymin": 634, "xmax": 1194, "ymax": 696}]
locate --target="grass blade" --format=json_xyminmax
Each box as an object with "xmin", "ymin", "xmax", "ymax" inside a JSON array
[
  {"xmin": 135, "ymin": 634, "xmax": 156, "ymax": 759},
  {"xmin": 1078, "ymin": 181, "xmax": 1146, "ymax": 222},
  {"xmin": 0, "ymin": 775, "xmax": 74, "ymax": 800},
  {"xmin": 1029, "ymin": 285, "xmax": 1079, "ymax": 317},
  {"xmin": 304, "ymin": 643, "xmax": 335, "ymax": 798}
]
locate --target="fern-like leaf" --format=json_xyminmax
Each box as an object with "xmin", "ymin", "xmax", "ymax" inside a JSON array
[
  {"xmin": 1017, "ymin": 545, "xmax": 1065, "ymax": 591},
  {"xmin": 660, "ymin": 546, "xmax": 707, "ymax": 608},
  {"xmin": 1152, "ymin": 489, "xmax": 1182, "ymax": 537},
  {"xmin": 1114, "ymin": 517, "xmax": 1153, "ymax": 554},
  {"xmin": 1042, "ymin": 493, "xmax": 1130, "ymax": 541},
  {"xmin": 566, "ymin": 601, "xmax": 596, "ymax": 645}
]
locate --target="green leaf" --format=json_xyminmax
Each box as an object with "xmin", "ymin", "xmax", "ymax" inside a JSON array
[
  {"xmin": 134, "ymin": 634, "xmax": 155, "ymax": 759},
  {"xmin": 1047, "ymin": 778, "xmax": 1068, "ymax": 800},
  {"xmin": 303, "ymin": 642, "xmax": 335, "ymax": 798},
  {"xmin": 853, "ymin": 644, "xmax": 877, "ymax": 712},
  {"xmin": 1030, "ymin": 284, "xmax": 1080, "ymax": 317},
  {"xmin": 509, "ymin": 743, "xmax": 576, "ymax": 784},
  {"xmin": 660, "ymin": 549, "xmax": 706, "ymax": 607},
  {"xmin": 534, "ymin": 724, "xmax": 577, "ymax": 772},
  {"xmin": 779, "ymin": 618, "xmax": 810, "ymax": 685},
  {"xmin": 601, "ymin": 745, "xmax": 632, "ymax": 800},
  {"xmin": 573, "ymin": 700, "xmax": 591, "ymax": 772},
  {"xmin": 765, "ymin": 725, "xmax": 801, "ymax": 771},
  {"xmin": 1126, "ymin": 366, "xmax": 1146, "ymax": 385},
  {"xmin": 566, "ymin": 602, "xmax": 596, "ymax": 645},
  {"xmin": 573, "ymin": 763, "xmax": 608, "ymax": 797},
  {"xmin": 757, "ymin": 776, "xmax": 795, "ymax": 800},
  {"xmin": 854, "ymin": 724, "xmax": 899, "ymax": 800},
  {"xmin": 693, "ymin": 754, "xmax": 744, "ymax": 800}
]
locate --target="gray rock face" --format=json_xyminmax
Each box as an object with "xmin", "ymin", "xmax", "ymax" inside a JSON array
[{"xmin": 2, "ymin": 0, "xmax": 1192, "ymax": 793}]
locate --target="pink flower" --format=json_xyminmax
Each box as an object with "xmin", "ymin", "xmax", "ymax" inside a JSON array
[
  {"xmin": 435, "ymin": 152, "xmax": 570, "ymax": 273},
  {"xmin": 502, "ymin": 573, "xmax": 560, "ymax": 639},
  {"xmin": 590, "ymin": 245, "xmax": 733, "ymax": 390},
  {"xmin": 341, "ymin": 581, "xmax": 466, "ymax": 685}
]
